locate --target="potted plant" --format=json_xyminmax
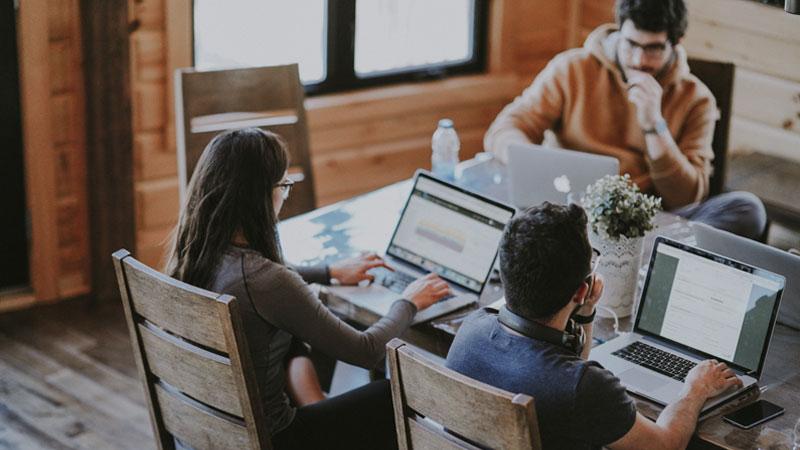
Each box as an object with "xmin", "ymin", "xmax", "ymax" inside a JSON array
[{"xmin": 583, "ymin": 174, "xmax": 662, "ymax": 318}]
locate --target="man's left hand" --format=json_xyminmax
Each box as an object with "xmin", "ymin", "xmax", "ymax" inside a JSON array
[
  {"xmin": 577, "ymin": 274, "xmax": 604, "ymax": 316},
  {"xmin": 626, "ymin": 70, "xmax": 664, "ymax": 130},
  {"xmin": 329, "ymin": 252, "xmax": 392, "ymax": 285}
]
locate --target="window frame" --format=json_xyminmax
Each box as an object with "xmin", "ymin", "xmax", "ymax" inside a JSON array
[{"xmin": 191, "ymin": 0, "xmax": 489, "ymax": 96}]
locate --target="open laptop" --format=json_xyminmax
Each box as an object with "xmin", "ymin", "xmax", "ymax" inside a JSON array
[
  {"xmin": 327, "ymin": 171, "xmax": 515, "ymax": 325},
  {"xmin": 693, "ymin": 222, "xmax": 800, "ymax": 330},
  {"xmin": 591, "ymin": 237, "xmax": 785, "ymax": 414},
  {"xmin": 506, "ymin": 143, "xmax": 619, "ymax": 208}
]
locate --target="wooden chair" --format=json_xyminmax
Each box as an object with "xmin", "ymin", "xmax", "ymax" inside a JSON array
[
  {"xmin": 387, "ymin": 339, "xmax": 541, "ymax": 450},
  {"xmin": 174, "ymin": 63, "xmax": 316, "ymax": 218},
  {"xmin": 112, "ymin": 249, "xmax": 271, "ymax": 450},
  {"xmin": 687, "ymin": 58, "xmax": 735, "ymax": 198}
]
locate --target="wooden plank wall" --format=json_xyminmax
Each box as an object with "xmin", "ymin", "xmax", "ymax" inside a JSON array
[
  {"xmin": 128, "ymin": 0, "xmax": 572, "ymax": 268},
  {"xmin": 128, "ymin": 0, "xmax": 180, "ymax": 268},
  {"xmin": 682, "ymin": 0, "xmax": 800, "ymax": 163},
  {"xmin": 49, "ymin": 0, "xmax": 91, "ymax": 299},
  {"xmin": 3, "ymin": 0, "xmax": 91, "ymax": 312}
]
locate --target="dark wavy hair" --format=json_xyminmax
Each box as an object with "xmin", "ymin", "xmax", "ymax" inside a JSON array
[
  {"xmin": 616, "ymin": 0, "xmax": 688, "ymax": 45},
  {"xmin": 166, "ymin": 128, "xmax": 289, "ymax": 289},
  {"xmin": 499, "ymin": 202, "xmax": 592, "ymax": 320}
]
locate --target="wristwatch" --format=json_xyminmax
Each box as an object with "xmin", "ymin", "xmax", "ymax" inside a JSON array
[
  {"xmin": 572, "ymin": 308, "xmax": 596, "ymax": 324},
  {"xmin": 643, "ymin": 119, "xmax": 669, "ymax": 135}
]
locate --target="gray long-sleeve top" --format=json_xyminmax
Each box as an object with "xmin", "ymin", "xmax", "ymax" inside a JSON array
[{"xmin": 209, "ymin": 246, "xmax": 417, "ymax": 436}]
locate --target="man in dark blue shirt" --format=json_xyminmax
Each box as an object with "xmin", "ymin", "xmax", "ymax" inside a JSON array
[{"xmin": 446, "ymin": 202, "xmax": 742, "ymax": 450}]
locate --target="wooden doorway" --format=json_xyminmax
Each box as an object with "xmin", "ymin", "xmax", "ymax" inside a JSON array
[{"xmin": 0, "ymin": 0, "xmax": 29, "ymax": 290}]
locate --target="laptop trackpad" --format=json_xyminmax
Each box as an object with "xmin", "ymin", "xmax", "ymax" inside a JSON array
[{"xmin": 618, "ymin": 368, "xmax": 670, "ymax": 392}]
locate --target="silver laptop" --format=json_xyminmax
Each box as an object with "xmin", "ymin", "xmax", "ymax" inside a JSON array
[
  {"xmin": 694, "ymin": 222, "xmax": 800, "ymax": 330},
  {"xmin": 592, "ymin": 237, "xmax": 785, "ymax": 414},
  {"xmin": 328, "ymin": 171, "xmax": 515, "ymax": 325},
  {"xmin": 506, "ymin": 143, "xmax": 619, "ymax": 208}
]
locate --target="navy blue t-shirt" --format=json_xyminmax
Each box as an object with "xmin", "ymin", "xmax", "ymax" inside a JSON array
[{"xmin": 445, "ymin": 309, "xmax": 637, "ymax": 450}]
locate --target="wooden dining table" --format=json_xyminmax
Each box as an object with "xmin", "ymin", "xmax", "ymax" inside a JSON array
[{"xmin": 278, "ymin": 159, "xmax": 800, "ymax": 450}]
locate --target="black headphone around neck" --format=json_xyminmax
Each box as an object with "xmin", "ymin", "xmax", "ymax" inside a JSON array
[{"xmin": 497, "ymin": 305, "xmax": 585, "ymax": 355}]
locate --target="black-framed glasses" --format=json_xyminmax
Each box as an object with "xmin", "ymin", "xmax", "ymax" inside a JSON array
[
  {"xmin": 622, "ymin": 37, "xmax": 670, "ymax": 58},
  {"xmin": 275, "ymin": 180, "xmax": 295, "ymax": 200}
]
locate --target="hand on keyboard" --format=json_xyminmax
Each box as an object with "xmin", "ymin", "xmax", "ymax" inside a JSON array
[
  {"xmin": 684, "ymin": 360, "xmax": 743, "ymax": 400},
  {"xmin": 330, "ymin": 252, "xmax": 393, "ymax": 285},
  {"xmin": 402, "ymin": 273, "xmax": 452, "ymax": 311}
]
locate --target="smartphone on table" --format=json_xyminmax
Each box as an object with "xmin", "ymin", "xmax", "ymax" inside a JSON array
[{"xmin": 722, "ymin": 400, "xmax": 785, "ymax": 430}]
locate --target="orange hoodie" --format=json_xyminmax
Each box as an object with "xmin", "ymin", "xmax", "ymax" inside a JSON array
[{"xmin": 484, "ymin": 24, "xmax": 716, "ymax": 209}]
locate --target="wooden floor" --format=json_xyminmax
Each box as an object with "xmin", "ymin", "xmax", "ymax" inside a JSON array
[{"xmin": 0, "ymin": 297, "xmax": 154, "ymax": 450}]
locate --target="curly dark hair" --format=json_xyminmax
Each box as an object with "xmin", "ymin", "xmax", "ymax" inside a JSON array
[
  {"xmin": 616, "ymin": 0, "xmax": 688, "ymax": 45},
  {"xmin": 499, "ymin": 202, "xmax": 592, "ymax": 320}
]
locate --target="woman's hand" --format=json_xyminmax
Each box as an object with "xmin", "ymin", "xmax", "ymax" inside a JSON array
[
  {"xmin": 329, "ymin": 252, "xmax": 392, "ymax": 285},
  {"xmin": 402, "ymin": 273, "xmax": 452, "ymax": 311}
]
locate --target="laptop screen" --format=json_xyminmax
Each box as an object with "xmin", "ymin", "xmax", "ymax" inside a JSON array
[
  {"xmin": 387, "ymin": 174, "xmax": 514, "ymax": 293},
  {"xmin": 635, "ymin": 238, "xmax": 785, "ymax": 374}
]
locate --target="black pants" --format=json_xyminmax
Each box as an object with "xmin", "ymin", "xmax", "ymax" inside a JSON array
[{"xmin": 272, "ymin": 379, "xmax": 399, "ymax": 450}]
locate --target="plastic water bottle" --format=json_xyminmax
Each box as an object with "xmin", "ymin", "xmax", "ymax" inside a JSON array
[{"xmin": 431, "ymin": 119, "xmax": 460, "ymax": 182}]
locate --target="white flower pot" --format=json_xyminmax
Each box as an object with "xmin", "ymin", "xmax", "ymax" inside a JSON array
[{"xmin": 590, "ymin": 231, "xmax": 644, "ymax": 318}]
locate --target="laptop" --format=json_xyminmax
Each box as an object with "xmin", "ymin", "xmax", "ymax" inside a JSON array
[
  {"xmin": 327, "ymin": 171, "xmax": 516, "ymax": 325},
  {"xmin": 591, "ymin": 237, "xmax": 785, "ymax": 414},
  {"xmin": 693, "ymin": 222, "xmax": 800, "ymax": 330},
  {"xmin": 506, "ymin": 143, "xmax": 619, "ymax": 208}
]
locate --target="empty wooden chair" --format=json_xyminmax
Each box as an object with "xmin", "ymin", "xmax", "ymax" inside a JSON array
[
  {"xmin": 112, "ymin": 249, "xmax": 271, "ymax": 450},
  {"xmin": 387, "ymin": 339, "xmax": 542, "ymax": 450},
  {"xmin": 174, "ymin": 63, "xmax": 315, "ymax": 218}
]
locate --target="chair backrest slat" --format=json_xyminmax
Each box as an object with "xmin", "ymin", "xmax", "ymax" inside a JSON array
[
  {"xmin": 407, "ymin": 419, "xmax": 480, "ymax": 450},
  {"xmin": 155, "ymin": 382, "xmax": 249, "ymax": 450},
  {"xmin": 388, "ymin": 339, "xmax": 541, "ymax": 450},
  {"xmin": 138, "ymin": 322, "xmax": 242, "ymax": 416},
  {"xmin": 113, "ymin": 249, "xmax": 271, "ymax": 450},
  {"xmin": 124, "ymin": 256, "xmax": 228, "ymax": 351}
]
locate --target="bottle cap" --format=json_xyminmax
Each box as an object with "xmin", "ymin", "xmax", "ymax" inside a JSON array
[{"xmin": 438, "ymin": 118, "xmax": 454, "ymax": 128}]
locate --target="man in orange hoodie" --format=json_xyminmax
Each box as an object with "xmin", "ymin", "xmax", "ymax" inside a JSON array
[{"xmin": 485, "ymin": 0, "xmax": 766, "ymax": 240}]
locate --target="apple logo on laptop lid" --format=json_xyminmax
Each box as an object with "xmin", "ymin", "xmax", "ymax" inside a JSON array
[{"xmin": 554, "ymin": 175, "xmax": 571, "ymax": 194}]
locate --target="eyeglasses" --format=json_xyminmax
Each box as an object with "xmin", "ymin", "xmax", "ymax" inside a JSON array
[
  {"xmin": 621, "ymin": 37, "xmax": 670, "ymax": 58},
  {"xmin": 275, "ymin": 179, "xmax": 295, "ymax": 200}
]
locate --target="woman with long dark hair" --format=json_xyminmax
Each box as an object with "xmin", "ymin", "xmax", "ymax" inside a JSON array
[{"xmin": 167, "ymin": 128, "xmax": 449, "ymax": 449}]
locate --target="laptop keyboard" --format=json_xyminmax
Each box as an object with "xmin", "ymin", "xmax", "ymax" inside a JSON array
[
  {"xmin": 373, "ymin": 267, "xmax": 416, "ymax": 294},
  {"xmin": 371, "ymin": 267, "xmax": 453, "ymax": 302},
  {"xmin": 612, "ymin": 341, "xmax": 697, "ymax": 382}
]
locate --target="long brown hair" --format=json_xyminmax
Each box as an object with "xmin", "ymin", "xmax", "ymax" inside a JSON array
[{"xmin": 166, "ymin": 128, "xmax": 289, "ymax": 288}]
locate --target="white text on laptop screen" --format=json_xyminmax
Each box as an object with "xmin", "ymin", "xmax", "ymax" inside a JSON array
[
  {"xmin": 637, "ymin": 244, "xmax": 782, "ymax": 372},
  {"xmin": 388, "ymin": 178, "xmax": 512, "ymax": 292}
]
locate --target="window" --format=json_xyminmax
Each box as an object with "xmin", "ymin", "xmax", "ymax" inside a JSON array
[
  {"xmin": 193, "ymin": 1, "xmax": 327, "ymax": 83},
  {"xmin": 193, "ymin": 0, "xmax": 487, "ymax": 95}
]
